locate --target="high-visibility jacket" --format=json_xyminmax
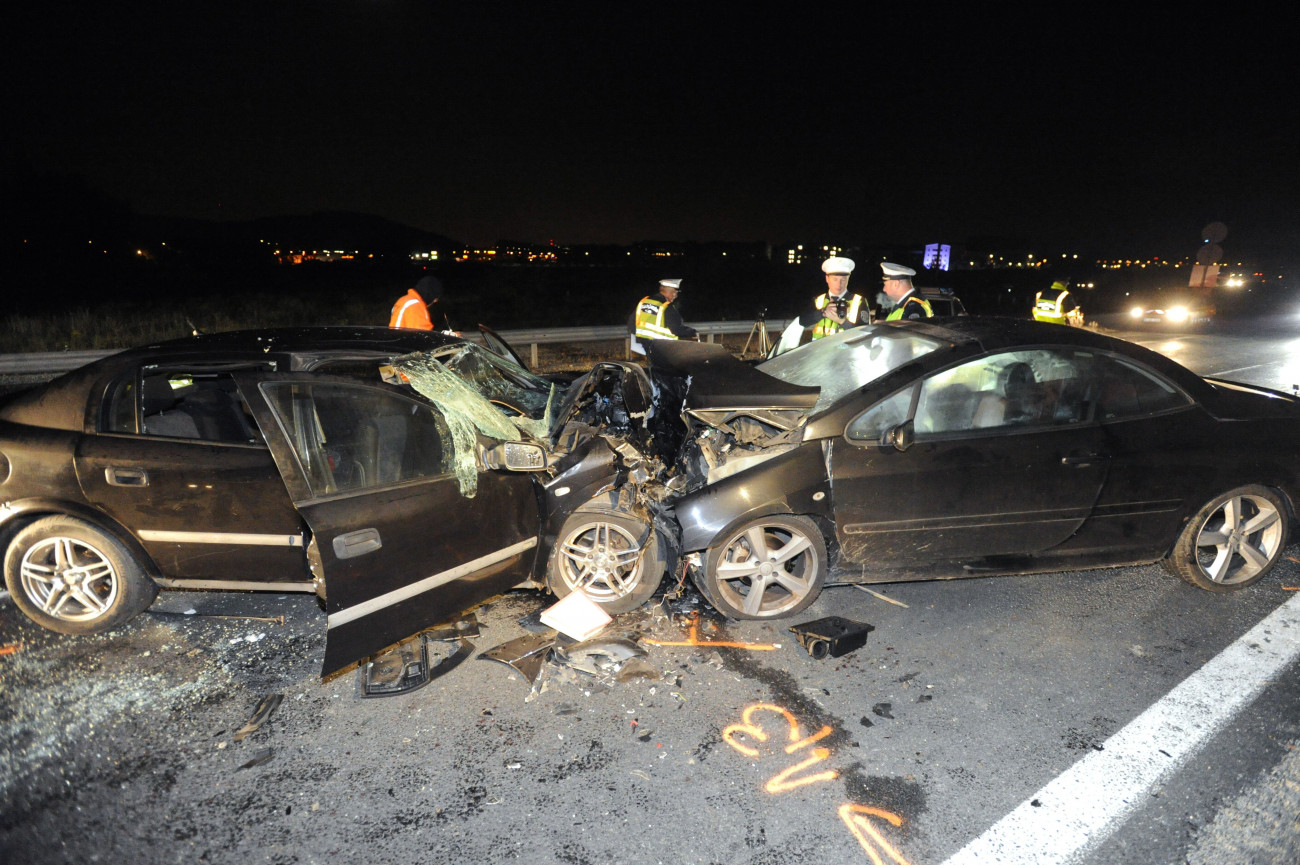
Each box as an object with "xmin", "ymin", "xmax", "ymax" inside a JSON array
[
  {"xmin": 635, "ymin": 296, "xmax": 677, "ymax": 341},
  {"xmin": 389, "ymin": 289, "xmax": 433, "ymax": 330},
  {"xmin": 811, "ymin": 292, "xmax": 865, "ymax": 338},
  {"xmin": 1033, "ymin": 287, "xmax": 1073, "ymax": 324},
  {"xmin": 885, "ymin": 292, "xmax": 933, "ymax": 321}
]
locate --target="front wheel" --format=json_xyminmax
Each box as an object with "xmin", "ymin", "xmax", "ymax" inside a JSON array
[
  {"xmin": 697, "ymin": 514, "xmax": 827, "ymax": 619},
  {"xmin": 4, "ymin": 516, "xmax": 158, "ymax": 634},
  {"xmin": 547, "ymin": 511, "xmax": 666, "ymax": 614},
  {"xmin": 1164, "ymin": 485, "xmax": 1289, "ymax": 591}
]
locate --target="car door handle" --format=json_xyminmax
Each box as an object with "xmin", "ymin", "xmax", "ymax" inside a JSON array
[
  {"xmin": 1061, "ymin": 453, "xmax": 1107, "ymax": 467},
  {"xmin": 333, "ymin": 528, "xmax": 382, "ymax": 560},
  {"xmin": 105, "ymin": 466, "xmax": 149, "ymax": 486}
]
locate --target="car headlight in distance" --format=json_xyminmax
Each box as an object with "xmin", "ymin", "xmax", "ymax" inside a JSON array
[
  {"xmin": 1130, "ymin": 306, "xmax": 1144, "ymax": 318},
  {"xmin": 1167, "ymin": 306, "xmax": 1189, "ymax": 323}
]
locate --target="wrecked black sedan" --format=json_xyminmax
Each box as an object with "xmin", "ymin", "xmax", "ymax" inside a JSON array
[
  {"xmin": 644, "ymin": 317, "xmax": 1298, "ymax": 618},
  {"xmin": 0, "ymin": 327, "xmax": 661, "ymax": 675}
]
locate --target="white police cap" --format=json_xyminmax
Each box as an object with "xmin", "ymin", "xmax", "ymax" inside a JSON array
[
  {"xmin": 881, "ymin": 262, "xmax": 916, "ymax": 280},
  {"xmin": 659, "ymin": 278, "xmax": 682, "ymax": 291},
  {"xmin": 821, "ymin": 256, "xmax": 855, "ymax": 275}
]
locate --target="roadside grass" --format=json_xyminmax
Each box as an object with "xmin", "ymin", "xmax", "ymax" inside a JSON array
[{"xmin": 0, "ymin": 295, "xmax": 385, "ymax": 353}]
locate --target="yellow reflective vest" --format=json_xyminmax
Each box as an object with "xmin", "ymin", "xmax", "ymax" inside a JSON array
[
  {"xmin": 812, "ymin": 292, "xmax": 865, "ymax": 338},
  {"xmin": 885, "ymin": 294, "xmax": 933, "ymax": 321},
  {"xmin": 1034, "ymin": 288, "xmax": 1070, "ymax": 324},
  {"xmin": 635, "ymin": 296, "xmax": 677, "ymax": 341}
]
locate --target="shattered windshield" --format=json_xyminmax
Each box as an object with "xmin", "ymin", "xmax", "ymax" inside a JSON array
[
  {"xmin": 757, "ymin": 326, "xmax": 945, "ymax": 412},
  {"xmin": 390, "ymin": 345, "xmax": 559, "ymax": 496}
]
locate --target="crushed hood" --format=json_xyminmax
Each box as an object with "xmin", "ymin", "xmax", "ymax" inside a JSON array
[{"xmin": 646, "ymin": 340, "xmax": 820, "ymax": 411}]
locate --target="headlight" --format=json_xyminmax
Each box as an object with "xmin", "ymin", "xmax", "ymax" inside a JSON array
[
  {"xmin": 1167, "ymin": 306, "xmax": 1189, "ymax": 323},
  {"xmin": 1129, "ymin": 306, "xmax": 1144, "ymax": 318}
]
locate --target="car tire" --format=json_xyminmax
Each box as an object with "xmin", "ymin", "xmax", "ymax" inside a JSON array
[
  {"xmin": 1164, "ymin": 485, "xmax": 1290, "ymax": 592},
  {"xmin": 547, "ymin": 511, "xmax": 666, "ymax": 614},
  {"xmin": 4, "ymin": 516, "xmax": 158, "ymax": 635},
  {"xmin": 697, "ymin": 514, "xmax": 827, "ymax": 619}
]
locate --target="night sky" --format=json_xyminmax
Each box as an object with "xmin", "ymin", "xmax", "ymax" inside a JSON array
[{"xmin": 8, "ymin": 4, "xmax": 1297, "ymax": 259}]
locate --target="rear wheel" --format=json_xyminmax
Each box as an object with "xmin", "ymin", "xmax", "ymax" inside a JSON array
[
  {"xmin": 697, "ymin": 514, "xmax": 827, "ymax": 619},
  {"xmin": 4, "ymin": 516, "xmax": 158, "ymax": 634},
  {"xmin": 1164, "ymin": 486, "xmax": 1289, "ymax": 591},
  {"xmin": 548, "ymin": 511, "xmax": 666, "ymax": 614}
]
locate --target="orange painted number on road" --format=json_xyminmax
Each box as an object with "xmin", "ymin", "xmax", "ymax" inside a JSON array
[
  {"xmin": 838, "ymin": 804, "xmax": 911, "ymax": 865},
  {"xmin": 722, "ymin": 703, "xmax": 837, "ymax": 791}
]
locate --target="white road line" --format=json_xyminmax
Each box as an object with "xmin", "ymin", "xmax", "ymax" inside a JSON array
[{"xmin": 942, "ymin": 591, "xmax": 1300, "ymax": 865}]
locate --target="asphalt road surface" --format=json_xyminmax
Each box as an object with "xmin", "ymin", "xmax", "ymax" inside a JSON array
[{"xmin": 3, "ymin": 320, "xmax": 1299, "ymax": 865}]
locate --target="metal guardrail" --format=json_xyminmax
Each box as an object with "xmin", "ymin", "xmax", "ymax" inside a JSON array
[{"xmin": 0, "ymin": 319, "xmax": 794, "ymax": 375}]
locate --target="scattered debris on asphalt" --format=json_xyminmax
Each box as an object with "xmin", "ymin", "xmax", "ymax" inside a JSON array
[
  {"xmin": 644, "ymin": 613, "xmax": 779, "ymax": 650},
  {"xmin": 150, "ymin": 611, "xmax": 286, "ymax": 624},
  {"xmin": 237, "ymin": 748, "xmax": 275, "ymax": 771},
  {"xmin": 0, "ymin": 641, "xmax": 23, "ymax": 657},
  {"xmin": 233, "ymin": 694, "xmax": 284, "ymax": 740}
]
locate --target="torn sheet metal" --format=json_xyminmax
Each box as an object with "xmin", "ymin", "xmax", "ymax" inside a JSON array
[
  {"xmin": 481, "ymin": 632, "xmax": 659, "ymax": 699},
  {"xmin": 551, "ymin": 636, "xmax": 647, "ymax": 678},
  {"xmin": 233, "ymin": 694, "xmax": 284, "ymax": 741},
  {"xmin": 480, "ymin": 632, "xmax": 556, "ymax": 685}
]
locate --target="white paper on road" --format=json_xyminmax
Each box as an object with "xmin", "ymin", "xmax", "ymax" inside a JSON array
[{"xmin": 942, "ymin": 591, "xmax": 1300, "ymax": 865}]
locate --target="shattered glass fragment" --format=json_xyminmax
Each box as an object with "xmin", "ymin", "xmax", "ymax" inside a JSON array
[
  {"xmin": 237, "ymin": 748, "xmax": 275, "ymax": 771},
  {"xmin": 392, "ymin": 347, "xmax": 556, "ymax": 496},
  {"xmin": 233, "ymin": 694, "xmax": 283, "ymax": 741}
]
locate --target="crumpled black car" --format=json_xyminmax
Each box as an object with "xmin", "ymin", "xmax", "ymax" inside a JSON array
[
  {"xmin": 0, "ymin": 327, "xmax": 646, "ymax": 675},
  {"xmin": 645, "ymin": 317, "xmax": 1298, "ymax": 619}
]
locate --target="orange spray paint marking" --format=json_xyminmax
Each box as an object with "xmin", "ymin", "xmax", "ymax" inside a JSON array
[
  {"xmin": 645, "ymin": 621, "xmax": 778, "ymax": 650},
  {"xmin": 0, "ymin": 642, "xmax": 23, "ymax": 657},
  {"xmin": 838, "ymin": 805, "xmax": 911, "ymax": 865},
  {"xmin": 766, "ymin": 747, "xmax": 838, "ymax": 792},
  {"xmin": 724, "ymin": 704, "xmax": 838, "ymax": 790}
]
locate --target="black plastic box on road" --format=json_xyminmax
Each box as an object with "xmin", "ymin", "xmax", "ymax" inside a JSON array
[{"xmin": 788, "ymin": 616, "xmax": 874, "ymax": 659}]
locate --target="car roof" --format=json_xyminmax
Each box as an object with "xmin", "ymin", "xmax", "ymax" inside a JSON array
[
  {"xmin": 880, "ymin": 316, "xmax": 1214, "ymax": 394},
  {"xmin": 0, "ymin": 327, "xmax": 468, "ymax": 432}
]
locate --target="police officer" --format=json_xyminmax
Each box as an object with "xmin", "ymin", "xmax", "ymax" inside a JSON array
[
  {"xmin": 882, "ymin": 263, "xmax": 933, "ymax": 321},
  {"xmin": 634, "ymin": 278, "xmax": 698, "ymax": 350},
  {"xmin": 1033, "ymin": 280, "xmax": 1081, "ymax": 325},
  {"xmin": 799, "ymin": 256, "xmax": 866, "ymax": 338}
]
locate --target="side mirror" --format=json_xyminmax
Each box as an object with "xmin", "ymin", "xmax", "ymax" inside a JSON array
[
  {"xmin": 481, "ymin": 441, "xmax": 549, "ymax": 471},
  {"xmin": 880, "ymin": 419, "xmax": 914, "ymax": 452}
]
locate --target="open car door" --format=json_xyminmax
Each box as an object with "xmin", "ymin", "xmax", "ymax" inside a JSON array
[{"xmin": 235, "ymin": 372, "xmax": 541, "ymax": 676}]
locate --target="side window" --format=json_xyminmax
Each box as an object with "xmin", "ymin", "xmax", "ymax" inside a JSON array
[
  {"xmin": 912, "ymin": 349, "xmax": 1096, "ymax": 437},
  {"xmin": 846, "ymin": 386, "xmax": 915, "ymax": 442},
  {"xmin": 261, "ymin": 382, "xmax": 453, "ymax": 497},
  {"xmin": 105, "ymin": 371, "xmax": 261, "ymax": 444},
  {"xmin": 1093, "ymin": 355, "xmax": 1190, "ymax": 420}
]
